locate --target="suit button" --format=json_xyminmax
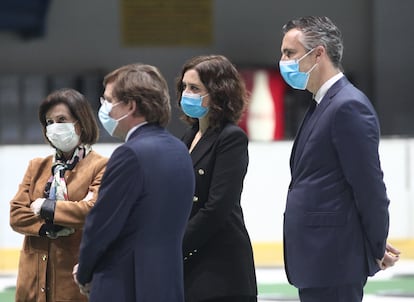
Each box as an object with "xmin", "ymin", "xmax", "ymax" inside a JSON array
[
  {"xmin": 193, "ymin": 196, "xmax": 199, "ymax": 202},
  {"xmin": 198, "ymin": 169, "xmax": 205, "ymax": 175},
  {"xmin": 42, "ymin": 255, "xmax": 47, "ymax": 261},
  {"xmin": 41, "ymin": 287, "xmax": 45, "ymax": 292}
]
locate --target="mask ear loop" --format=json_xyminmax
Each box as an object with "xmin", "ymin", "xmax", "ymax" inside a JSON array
[
  {"xmin": 298, "ymin": 48, "xmax": 318, "ymax": 75},
  {"xmin": 297, "ymin": 48, "xmax": 316, "ymax": 63},
  {"xmin": 115, "ymin": 112, "xmax": 129, "ymax": 123},
  {"xmin": 200, "ymin": 93, "xmax": 210, "ymax": 109},
  {"xmin": 306, "ymin": 45, "xmax": 323, "ymax": 75},
  {"xmin": 116, "ymin": 99, "xmax": 135, "ymax": 123},
  {"xmin": 306, "ymin": 62, "xmax": 318, "ymax": 75}
]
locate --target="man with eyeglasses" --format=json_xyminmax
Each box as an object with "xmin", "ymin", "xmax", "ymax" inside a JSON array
[{"xmin": 73, "ymin": 63, "xmax": 195, "ymax": 302}]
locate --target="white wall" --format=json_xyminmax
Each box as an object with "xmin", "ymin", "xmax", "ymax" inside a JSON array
[
  {"xmin": 0, "ymin": 143, "xmax": 117, "ymax": 248},
  {"xmin": 1, "ymin": 138, "xmax": 413, "ymax": 249},
  {"xmin": 242, "ymin": 139, "xmax": 414, "ymax": 242}
]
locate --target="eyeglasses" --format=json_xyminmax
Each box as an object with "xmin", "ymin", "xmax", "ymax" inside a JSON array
[{"xmin": 100, "ymin": 97, "xmax": 122, "ymax": 106}]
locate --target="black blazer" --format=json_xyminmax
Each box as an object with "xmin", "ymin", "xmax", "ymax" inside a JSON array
[{"xmin": 182, "ymin": 122, "xmax": 257, "ymax": 301}]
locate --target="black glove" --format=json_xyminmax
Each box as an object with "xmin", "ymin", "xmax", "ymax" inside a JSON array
[{"xmin": 39, "ymin": 223, "xmax": 75, "ymax": 239}]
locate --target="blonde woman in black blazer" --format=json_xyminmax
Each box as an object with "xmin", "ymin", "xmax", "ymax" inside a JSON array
[{"xmin": 176, "ymin": 55, "xmax": 257, "ymax": 302}]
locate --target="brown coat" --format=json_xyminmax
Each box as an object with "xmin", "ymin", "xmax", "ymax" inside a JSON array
[{"xmin": 10, "ymin": 150, "xmax": 108, "ymax": 302}]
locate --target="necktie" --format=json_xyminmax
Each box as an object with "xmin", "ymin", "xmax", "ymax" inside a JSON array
[
  {"xmin": 302, "ymin": 99, "xmax": 317, "ymax": 128},
  {"xmin": 290, "ymin": 99, "xmax": 317, "ymax": 169}
]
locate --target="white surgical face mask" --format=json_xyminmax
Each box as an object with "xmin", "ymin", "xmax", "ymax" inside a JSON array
[
  {"xmin": 98, "ymin": 99, "xmax": 129, "ymax": 136},
  {"xmin": 46, "ymin": 122, "xmax": 80, "ymax": 152}
]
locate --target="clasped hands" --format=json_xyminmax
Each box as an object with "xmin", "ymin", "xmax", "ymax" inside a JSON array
[
  {"xmin": 72, "ymin": 264, "xmax": 90, "ymax": 297},
  {"xmin": 376, "ymin": 242, "xmax": 401, "ymax": 270},
  {"xmin": 30, "ymin": 198, "xmax": 74, "ymax": 239},
  {"xmin": 30, "ymin": 191, "xmax": 93, "ymax": 238}
]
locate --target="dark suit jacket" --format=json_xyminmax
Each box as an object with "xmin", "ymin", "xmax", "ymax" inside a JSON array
[
  {"xmin": 182, "ymin": 123, "xmax": 257, "ymax": 301},
  {"xmin": 77, "ymin": 123, "xmax": 195, "ymax": 302},
  {"xmin": 284, "ymin": 76, "xmax": 390, "ymax": 288}
]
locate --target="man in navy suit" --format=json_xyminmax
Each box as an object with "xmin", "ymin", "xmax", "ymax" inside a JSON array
[
  {"xmin": 279, "ymin": 16, "xmax": 400, "ymax": 302},
  {"xmin": 73, "ymin": 63, "xmax": 195, "ymax": 301}
]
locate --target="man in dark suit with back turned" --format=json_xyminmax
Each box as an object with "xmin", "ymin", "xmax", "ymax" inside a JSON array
[
  {"xmin": 73, "ymin": 63, "xmax": 195, "ymax": 301},
  {"xmin": 278, "ymin": 16, "xmax": 400, "ymax": 302}
]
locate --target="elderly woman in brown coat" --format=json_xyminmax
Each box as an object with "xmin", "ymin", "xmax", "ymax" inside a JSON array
[{"xmin": 10, "ymin": 88, "xmax": 107, "ymax": 302}]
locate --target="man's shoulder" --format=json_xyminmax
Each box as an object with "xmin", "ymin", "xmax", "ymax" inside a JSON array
[{"xmin": 125, "ymin": 128, "xmax": 184, "ymax": 153}]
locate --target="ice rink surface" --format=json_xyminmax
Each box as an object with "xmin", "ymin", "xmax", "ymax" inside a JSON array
[
  {"xmin": 1, "ymin": 260, "xmax": 413, "ymax": 301},
  {"xmin": 256, "ymin": 260, "xmax": 414, "ymax": 301}
]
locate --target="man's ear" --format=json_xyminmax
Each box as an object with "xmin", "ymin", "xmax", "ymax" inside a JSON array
[
  {"xmin": 128, "ymin": 99, "xmax": 136, "ymax": 113},
  {"xmin": 315, "ymin": 45, "xmax": 325, "ymax": 59}
]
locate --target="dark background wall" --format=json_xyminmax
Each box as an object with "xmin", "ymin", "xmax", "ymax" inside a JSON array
[
  {"xmin": 374, "ymin": 0, "xmax": 414, "ymax": 137},
  {"xmin": 0, "ymin": 0, "xmax": 412, "ymax": 140}
]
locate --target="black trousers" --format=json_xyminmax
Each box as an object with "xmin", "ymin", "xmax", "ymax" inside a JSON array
[{"xmin": 298, "ymin": 280, "xmax": 366, "ymax": 302}]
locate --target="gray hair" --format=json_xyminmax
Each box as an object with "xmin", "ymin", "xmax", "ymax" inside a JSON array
[{"xmin": 282, "ymin": 16, "xmax": 344, "ymax": 69}]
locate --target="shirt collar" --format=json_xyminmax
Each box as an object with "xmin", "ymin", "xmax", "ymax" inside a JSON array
[
  {"xmin": 125, "ymin": 121, "xmax": 148, "ymax": 142},
  {"xmin": 314, "ymin": 72, "xmax": 344, "ymax": 104}
]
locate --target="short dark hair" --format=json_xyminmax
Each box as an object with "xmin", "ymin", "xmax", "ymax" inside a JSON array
[
  {"xmin": 38, "ymin": 88, "xmax": 99, "ymax": 146},
  {"xmin": 282, "ymin": 16, "xmax": 344, "ymax": 69},
  {"xmin": 103, "ymin": 63, "xmax": 171, "ymax": 128},
  {"xmin": 176, "ymin": 55, "xmax": 248, "ymax": 129}
]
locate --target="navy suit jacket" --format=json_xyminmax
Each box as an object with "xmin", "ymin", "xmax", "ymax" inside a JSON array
[
  {"xmin": 284, "ymin": 76, "xmax": 390, "ymax": 288},
  {"xmin": 77, "ymin": 123, "xmax": 195, "ymax": 302}
]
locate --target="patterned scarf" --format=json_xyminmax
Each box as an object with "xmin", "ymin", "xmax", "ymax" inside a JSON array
[{"xmin": 44, "ymin": 145, "xmax": 91, "ymax": 200}]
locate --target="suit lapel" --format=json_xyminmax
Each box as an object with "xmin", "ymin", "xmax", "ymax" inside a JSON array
[
  {"xmin": 181, "ymin": 126, "xmax": 198, "ymax": 149},
  {"xmin": 189, "ymin": 128, "xmax": 219, "ymax": 167},
  {"xmin": 291, "ymin": 77, "xmax": 350, "ymax": 175}
]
